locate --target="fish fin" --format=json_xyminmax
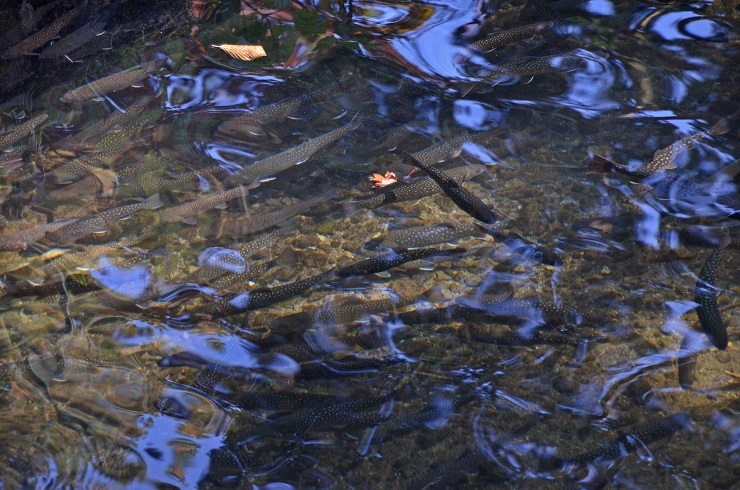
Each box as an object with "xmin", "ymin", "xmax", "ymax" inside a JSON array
[
  {"xmin": 277, "ymin": 219, "xmax": 298, "ymax": 234},
  {"xmin": 709, "ymin": 117, "xmax": 729, "ymax": 136},
  {"xmin": 143, "ymin": 193, "xmax": 164, "ymax": 209},
  {"xmin": 341, "ymin": 200, "xmax": 361, "ymax": 218},
  {"xmin": 588, "ymin": 154, "xmax": 620, "ymax": 174},
  {"xmin": 276, "ymin": 247, "xmax": 296, "ymax": 267},
  {"xmin": 180, "ymin": 216, "xmax": 198, "ymax": 225}
]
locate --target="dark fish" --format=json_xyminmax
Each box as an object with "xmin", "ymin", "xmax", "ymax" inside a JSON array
[
  {"xmin": 457, "ymin": 21, "xmax": 553, "ymax": 63},
  {"xmin": 0, "ymin": 113, "xmax": 48, "ymax": 152},
  {"xmin": 694, "ymin": 243, "xmax": 729, "ymax": 350},
  {"xmin": 677, "ymin": 331, "xmax": 705, "ymax": 389},
  {"xmin": 225, "ymin": 116, "xmax": 361, "ymax": 186},
  {"xmin": 178, "ymin": 270, "xmax": 335, "ymax": 321},
  {"xmin": 46, "ymin": 163, "xmax": 118, "ymax": 200},
  {"xmin": 410, "ymin": 450, "xmax": 490, "ymax": 490},
  {"xmin": 160, "ymin": 186, "xmax": 249, "ymax": 224},
  {"xmin": 402, "ymin": 152, "xmax": 499, "ymax": 224},
  {"xmin": 392, "ymin": 129, "xmax": 504, "ymax": 174},
  {"xmin": 342, "ymin": 164, "xmax": 485, "ymax": 218},
  {"xmin": 43, "ymin": 194, "xmax": 163, "ymax": 244},
  {"xmin": 456, "ymin": 295, "xmax": 599, "ymax": 327},
  {"xmin": 1, "ymin": 2, "xmax": 86, "ymax": 59},
  {"xmin": 468, "ymin": 324, "xmax": 580, "ymax": 346},
  {"xmin": 238, "ymin": 391, "xmax": 344, "ymax": 411},
  {"xmin": 40, "ymin": 5, "xmax": 117, "ymax": 59},
  {"xmin": 591, "ymin": 118, "xmax": 729, "ymax": 177},
  {"xmin": 365, "ymin": 221, "xmax": 487, "ymax": 250},
  {"xmin": 480, "ymin": 53, "xmax": 584, "ymax": 84},
  {"xmin": 559, "ymin": 413, "xmax": 691, "ymax": 466},
  {"xmin": 396, "ymin": 304, "xmax": 484, "ymax": 325},
  {"xmin": 360, "ymin": 392, "xmax": 477, "ymax": 449},
  {"xmin": 60, "ymin": 58, "xmax": 167, "ymax": 103},
  {"xmin": 297, "ymin": 353, "xmax": 403, "ymax": 380},
  {"xmin": 264, "ymin": 390, "xmax": 395, "ymax": 435},
  {"xmin": 336, "ymin": 247, "xmax": 466, "ymax": 277}
]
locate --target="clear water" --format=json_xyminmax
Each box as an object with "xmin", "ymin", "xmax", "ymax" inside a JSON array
[{"xmin": 0, "ymin": 0, "xmax": 737, "ymax": 488}]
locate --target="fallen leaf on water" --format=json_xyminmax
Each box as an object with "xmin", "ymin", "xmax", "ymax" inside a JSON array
[
  {"xmin": 369, "ymin": 171, "xmax": 397, "ymax": 189},
  {"xmin": 211, "ymin": 44, "xmax": 267, "ymax": 61}
]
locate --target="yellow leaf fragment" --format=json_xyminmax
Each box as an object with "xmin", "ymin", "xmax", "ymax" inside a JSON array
[{"xmin": 211, "ymin": 44, "xmax": 267, "ymax": 61}]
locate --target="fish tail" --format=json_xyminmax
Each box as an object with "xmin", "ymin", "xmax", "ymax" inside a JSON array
[
  {"xmin": 587, "ymin": 154, "xmax": 619, "ymax": 173},
  {"xmin": 709, "ymin": 117, "xmax": 730, "ymax": 136},
  {"xmin": 342, "ymin": 200, "xmax": 362, "ymax": 218},
  {"xmin": 142, "ymin": 193, "xmax": 164, "ymax": 209}
]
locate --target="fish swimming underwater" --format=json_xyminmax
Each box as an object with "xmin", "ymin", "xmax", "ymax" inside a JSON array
[
  {"xmin": 336, "ymin": 247, "xmax": 466, "ymax": 277},
  {"xmin": 694, "ymin": 241, "xmax": 729, "ymax": 350},
  {"xmin": 225, "ymin": 116, "xmax": 361, "ymax": 186},
  {"xmin": 59, "ymin": 58, "xmax": 167, "ymax": 103},
  {"xmin": 591, "ymin": 118, "xmax": 730, "ymax": 178},
  {"xmin": 402, "ymin": 152, "xmax": 499, "ymax": 224}
]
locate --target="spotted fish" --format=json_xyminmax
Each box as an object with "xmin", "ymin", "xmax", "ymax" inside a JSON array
[
  {"xmin": 40, "ymin": 5, "xmax": 117, "ymax": 59},
  {"xmin": 480, "ymin": 53, "xmax": 584, "ymax": 84},
  {"xmin": 220, "ymin": 192, "xmax": 333, "ymax": 238},
  {"xmin": 43, "ymin": 194, "xmax": 163, "ymax": 244},
  {"xmin": 342, "ymin": 164, "xmax": 485, "ymax": 218},
  {"xmin": 558, "ymin": 413, "xmax": 691, "ymax": 467},
  {"xmin": 592, "ymin": 118, "xmax": 730, "ymax": 177},
  {"xmin": 402, "ymin": 152, "xmax": 499, "ymax": 224},
  {"xmin": 160, "ymin": 186, "xmax": 249, "ymax": 224},
  {"xmin": 0, "ymin": 220, "xmax": 72, "ymax": 251},
  {"xmin": 225, "ymin": 115, "xmax": 361, "ymax": 186},
  {"xmin": 456, "ymin": 21, "xmax": 553, "ymax": 64},
  {"xmin": 0, "ymin": 113, "xmax": 48, "ymax": 152},
  {"xmin": 694, "ymin": 242, "xmax": 729, "ymax": 350},
  {"xmin": 60, "ymin": 58, "xmax": 167, "ymax": 103},
  {"xmin": 263, "ymin": 390, "xmax": 396, "ymax": 435},
  {"xmin": 177, "ymin": 270, "xmax": 335, "ymax": 321},
  {"xmin": 336, "ymin": 247, "xmax": 466, "ymax": 277},
  {"xmin": 1, "ymin": 2, "xmax": 86, "ymax": 59},
  {"xmin": 365, "ymin": 221, "xmax": 487, "ymax": 250}
]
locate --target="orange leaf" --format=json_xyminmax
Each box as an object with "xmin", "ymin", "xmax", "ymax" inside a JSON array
[{"xmin": 211, "ymin": 44, "xmax": 267, "ymax": 61}]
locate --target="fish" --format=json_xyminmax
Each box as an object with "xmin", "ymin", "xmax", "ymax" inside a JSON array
[
  {"xmin": 177, "ymin": 270, "xmax": 335, "ymax": 322},
  {"xmin": 456, "ymin": 21, "xmax": 553, "ymax": 63},
  {"xmin": 47, "ymin": 163, "xmax": 119, "ymax": 200},
  {"xmin": 43, "ymin": 194, "xmax": 163, "ymax": 244},
  {"xmin": 677, "ymin": 331, "xmax": 705, "ymax": 389},
  {"xmin": 59, "ymin": 58, "xmax": 167, "ymax": 103},
  {"xmin": 219, "ymin": 192, "xmax": 333, "ymax": 238},
  {"xmin": 469, "ymin": 323, "xmax": 582, "ymax": 346},
  {"xmin": 456, "ymin": 295, "xmax": 599, "ymax": 327},
  {"xmin": 336, "ymin": 247, "xmax": 466, "ymax": 277},
  {"xmin": 391, "ymin": 129, "xmax": 505, "ymax": 175},
  {"xmin": 591, "ymin": 118, "xmax": 730, "ymax": 177},
  {"xmin": 401, "ymin": 152, "xmax": 499, "ymax": 224},
  {"xmin": 694, "ymin": 242, "xmax": 729, "ymax": 350},
  {"xmin": 58, "ymin": 95, "xmax": 154, "ymax": 150},
  {"xmin": 365, "ymin": 221, "xmax": 489, "ymax": 250},
  {"xmin": 263, "ymin": 390, "xmax": 396, "ymax": 435},
  {"xmin": 216, "ymin": 83, "xmax": 344, "ymax": 138},
  {"xmin": 159, "ymin": 186, "xmax": 250, "ymax": 224},
  {"xmin": 0, "ymin": 220, "xmax": 72, "ymax": 251},
  {"xmin": 342, "ymin": 164, "xmax": 485, "ymax": 218},
  {"xmin": 0, "ymin": 113, "xmax": 48, "ymax": 152},
  {"xmin": 115, "ymin": 166, "xmax": 229, "ymax": 199},
  {"xmin": 2, "ymin": 273, "xmax": 101, "ymax": 301},
  {"xmin": 224, "ymin": 115, "xmax": 361, "ymax": 186},
  {"xmin": 39, "ymin": 5, "xmax": 118, "ymax": 59},
  {"xmin": 360, "ymin": 392, "xmax": 477, "ymax": 450},
  {"xmin": 409, "ymin": 450, "xmax": 490, "ymax": 490},
  {"xmin": 480, "ymin": 53, "xmax": 585, "ymax": 84},
  {"xmin": 237, "ymin": 391, "xmax": 344, "ymax": 411},
  {"xmin": 270, "ymin": 296, "xmax": 406, "ymax": 336},
  {"xmin": 557, "ymin": 413, "xmax": 691, "ymax": 467},
  {"xmin": 1, "ymin": 2, "xmax": 86, "ymax": 59},
  {"xmin": 217, "ymin": 96, "xmax": 308, "ymax": 138}
]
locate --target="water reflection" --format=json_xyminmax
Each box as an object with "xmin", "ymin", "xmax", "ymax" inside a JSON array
[{"xmin": 0, "ymin": 0, "xmax": 737, "ymax": 488}]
